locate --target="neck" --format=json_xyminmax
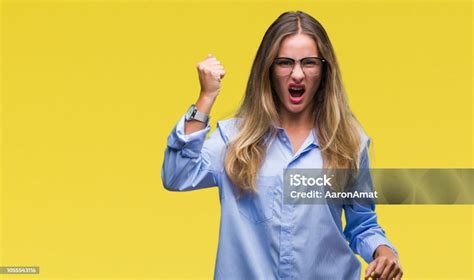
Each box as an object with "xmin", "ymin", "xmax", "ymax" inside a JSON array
[{"xmin": 278, "ymin": 107, "xmax": 315, "ymax": 131}]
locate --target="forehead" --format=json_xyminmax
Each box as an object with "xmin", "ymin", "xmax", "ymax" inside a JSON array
[{"xmin": 278, "ymin": 33, "xmax": 319, "ymax": 57}]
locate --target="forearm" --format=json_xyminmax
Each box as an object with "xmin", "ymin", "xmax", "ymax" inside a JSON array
[{"xmin": 184, "ymin": 93, "xmax": 217, "ymax": 135}]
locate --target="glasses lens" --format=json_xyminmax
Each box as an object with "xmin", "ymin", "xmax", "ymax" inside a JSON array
[
  {"xmin": 274, "ymin": 58, "xmax": 293, "ymax": 76},
  {"xmin": 273, "ymin": 58, "xmax": 324, "ymax": 76},
  {"xmin": 301, "ymin": 58, "xmax": 323, "ymax": 76}
]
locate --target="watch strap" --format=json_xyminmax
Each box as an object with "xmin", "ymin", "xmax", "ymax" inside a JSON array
[{"xmin": 193, "ymin": 110, "xmax": 210, "ymax": 124}]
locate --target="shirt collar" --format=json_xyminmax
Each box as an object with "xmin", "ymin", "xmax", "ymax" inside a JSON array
[{"xmin": 270, "ymin": 122, "xmax": 319, "ymax": 148}]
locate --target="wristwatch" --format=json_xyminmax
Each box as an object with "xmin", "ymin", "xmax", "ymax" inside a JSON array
[{"xmin": 185, "ymin": 104, "xmax": 210, "ymax": 124}]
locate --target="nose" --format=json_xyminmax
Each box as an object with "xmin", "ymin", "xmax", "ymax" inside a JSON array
[{"xmin": 291, "ymin": 63, "xmax": 305, "ymax": 81}]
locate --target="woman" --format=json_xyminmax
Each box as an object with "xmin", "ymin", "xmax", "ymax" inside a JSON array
[{"xmin": 162, "ymin": 11, "xmax": 403, "ymax": 280}]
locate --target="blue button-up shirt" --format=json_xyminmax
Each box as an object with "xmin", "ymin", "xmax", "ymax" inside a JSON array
[{"xmin": 162, "ymin": 115, "xmax": 398, "ymax": 280}]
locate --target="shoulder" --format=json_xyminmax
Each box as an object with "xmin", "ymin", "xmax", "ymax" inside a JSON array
[{"xmin": 216, "ymin": 117, "xmax": 241, "ymax": 144}]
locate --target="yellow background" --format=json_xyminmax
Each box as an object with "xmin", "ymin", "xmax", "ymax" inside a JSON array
[{"xmin": 1, "ymin": 0, "xmax": 472, "ymax": 279}]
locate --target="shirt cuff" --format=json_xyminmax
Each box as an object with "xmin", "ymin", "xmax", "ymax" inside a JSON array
[
  {"xmin": 166, "ymin": 114, "xmax": 211, "ymax": 158},
  {"xmin": 359, "ymin": 234, "xmax": 399, "ymax": 263}
]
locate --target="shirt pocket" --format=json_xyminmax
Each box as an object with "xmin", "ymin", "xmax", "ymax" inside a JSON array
[{"xmin": 236, "ymin": 175, "xmax": 277, "ymax": 224}]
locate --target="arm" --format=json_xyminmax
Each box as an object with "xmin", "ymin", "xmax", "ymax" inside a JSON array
[
  {"xmin": 343, "ymin": 141, "xmax": 398, "ymax": 263},
  {"xmin": 161, "ymin": 113, "xmax": 225, "ymax": 191},
  {"xmin": 161, "ymin": 53, "xmax": 226, "ymax": 191},
  {"xmin": 343, "ymin": 140, "xmax": 403, "ymax": 279}
]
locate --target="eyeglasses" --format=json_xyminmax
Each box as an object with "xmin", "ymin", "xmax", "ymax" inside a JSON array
[{"xmin": 272, "ymin": 56, "xmax": 326, "ymax": 77}]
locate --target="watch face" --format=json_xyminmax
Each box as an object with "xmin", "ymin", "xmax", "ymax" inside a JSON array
[{"xmin": 185, "ymin": 105, "xmax": 196, "ymax": 121}]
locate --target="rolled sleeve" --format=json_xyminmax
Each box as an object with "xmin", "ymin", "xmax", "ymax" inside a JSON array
[
  {"xmin": 162, "ymin": 114, "xmax": 229, "ymax": 191},
  {"xmin": 167, "ymin": 114, "xmax": 211, "ymax": 158}
]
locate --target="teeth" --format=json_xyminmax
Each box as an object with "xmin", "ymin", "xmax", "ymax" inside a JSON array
[{"xmin": 289, "ymin": 87, "xmax": 304, "ymax": 91}]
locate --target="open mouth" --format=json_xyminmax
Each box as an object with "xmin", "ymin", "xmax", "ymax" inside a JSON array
[
  {"xmin": 289, "ymin": 87, "xmax": 305, "ymax": 97},
  {"xmin": 288, "ymin": 85, "xmax": 305, "ymax": 104}
]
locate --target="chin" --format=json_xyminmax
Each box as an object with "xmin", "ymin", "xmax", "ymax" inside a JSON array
[{"xmin": 284, "ymin": 103, "xmax": 307, "ymax": 114}]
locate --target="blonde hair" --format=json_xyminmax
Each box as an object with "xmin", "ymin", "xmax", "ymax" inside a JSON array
[{"xmin": 225, "ymin": 11, "xmax": 363, "ymax": 194}]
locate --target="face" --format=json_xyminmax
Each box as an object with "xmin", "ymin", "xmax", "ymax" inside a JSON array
[{"xmin": 271, "ymin": 33, "xmax": 323, "ymax": 117}]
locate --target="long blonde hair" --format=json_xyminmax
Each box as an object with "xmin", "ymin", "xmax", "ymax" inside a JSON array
[{"xmin": 225, "ymin": 11, "xmax": 363, "ymax": 194}]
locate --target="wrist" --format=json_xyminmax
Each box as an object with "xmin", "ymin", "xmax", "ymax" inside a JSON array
[
  {"xmin": 374, "ymin": 245, "xmax": 395, "ymax": 259},
  {"xmin": 185, "ymin": 104, "xmax": 210, "ymax": 126},
  {"xmin": 196, "ymin": 94, "xmax": 217, "ymax": 115},
  {"xmin": 199, "ymin": 90, "xmax": 219, "ymax": 100}
]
